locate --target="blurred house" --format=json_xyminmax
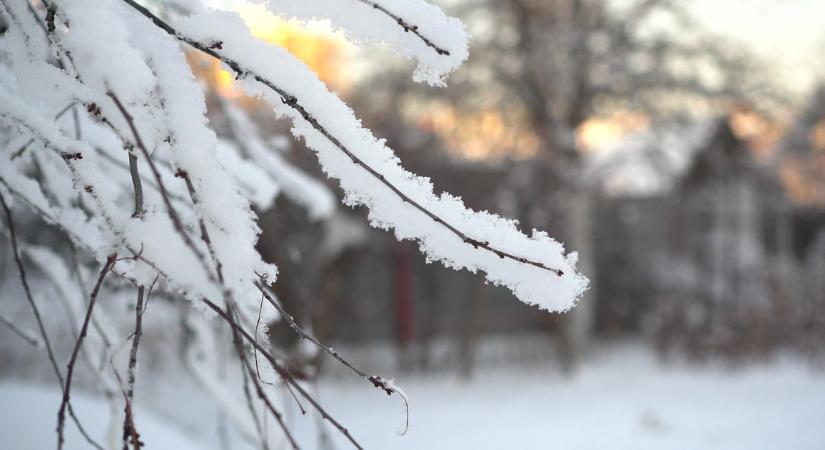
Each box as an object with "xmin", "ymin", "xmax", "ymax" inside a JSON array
[{"xmin": 592, "ymin": 119, "xmax": 801, "ymax": 355}]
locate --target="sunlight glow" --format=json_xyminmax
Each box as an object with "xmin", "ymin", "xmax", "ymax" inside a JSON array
[
  {"xmin": 576, "ymin": 113, "xmax": 650, "ymax": 151},
  {"xmin": 200, "ymin": 3, "xmax": 352, "ymax": 99}
]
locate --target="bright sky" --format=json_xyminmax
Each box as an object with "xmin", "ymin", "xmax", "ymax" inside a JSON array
[
  {"xmin": 232, "ymin": 0, "xmax": 822, "ymax": 90},
  {"xmin": 208, "ymin": 0, "xmax": 824, "ymax": 105},
  {"xmin": 689, "ymin": 0, "xmax": 825, "ymax": 100}
]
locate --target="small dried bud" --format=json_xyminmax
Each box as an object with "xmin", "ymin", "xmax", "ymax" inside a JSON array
[{"xmin": 61, "ymin": 152, "xmax": 83, "ymax": 161}]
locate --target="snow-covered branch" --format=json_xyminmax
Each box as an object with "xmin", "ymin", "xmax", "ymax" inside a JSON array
[
  {"xmin": 0, "ymin": 0, "xmax": 588, "ymax": 447},
  {"xmin": 124, "ymin": 0, "xmax": 587, "ymax": 312}
]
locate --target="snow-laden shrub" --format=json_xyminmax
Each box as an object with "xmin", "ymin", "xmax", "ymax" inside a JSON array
[{"xmin": 0, "ymin": 1, "xmax": 587, "ymax": 448}]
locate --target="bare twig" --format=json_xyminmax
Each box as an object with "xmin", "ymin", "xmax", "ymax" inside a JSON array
[
  {"xmin": 10, "ymin": 102, "xmax": 76, "ymax": 160},
  {"xmin": 128, "ymin": 153, "xmax": 144, "ymax": 217},
  {"xmin": 233, "ymin": 325, "xmax": 300, "ymax": 450},
  {"xmin": 0, "ymin": 191, "xmax": 105, "ymax": 450},
  {"xmin": 56, "ymin": 254, "xmax": 116, "ymax": 450},
  {"xmin": 141, "ymin": 275, "xmax": 159, "ymax": 319},
  {"xmin": 177, "ymin": 165, "xmax": 292, "ymax": 448},
  {"xmin": 355, "ymin": 0, "xmax": 451, "ymax": 55},
  {"xmin": 0, "ymin": 313, "xmax": 40, "ymax": 347},
  {"xmin": 254, "ymin": 280, "xmax": 409, "ymax": 434},
  {"xmin": 106, "ymin": 92, "xmax": 210, "ymax": 272},
  {"xmin": 122, "ymin": 286, "xmax": 146, "ymax": 450},
  {"xmin": 178, "ymin": 165, "xmax": 303, "ymax": 447},
  {"xmin": 95, "ymin": 149, "xmax": 189, "ymax": 205},
  {"xmin": 176, "ymin": 167, "xmax": 285, "ymax": 447},
  {"xmin": 69, "ymin": 242, "xmax": 114, "ymax": 351},
  {"xmin": 201, "ymin": 298, "xmax": 364, "ymax": 450},
  {"xmin": 252, "ymin": 291, "xmax": 307, "ymax": 415},
  {"xmin": 175, "ymin": 169, "xmax": 224, "ymax": 284},
  {"xmin": 109, "ymin": 361, "xmax": 144, "ymax": 450},
  {"xmin": 121, "ymin": 0, "xmax": 564, "ymax": 277},
  {"xmin": 239, "ymin": 357, "xmax": 270, "ymax": 450},
  {"xmin": 170, "ymin": 145, "xmax": 296, "ymax": 448},
  {"xmin": 253, "ymin": 292, "xmax": 274, "ymax": 386}
]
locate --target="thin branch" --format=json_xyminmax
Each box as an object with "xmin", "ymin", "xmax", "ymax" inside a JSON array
[
  {"xmin": 141, "ymin": 275, "xmax": 159, "ymax": 319},
  {"xmin": 25, "ymin": 0, "xmax": 49, "ymax": 36},
  {"xmin": 253, "ymin": 292, "xmax": 274, "ymax": 387},
  {"xmin": 35, "ymin": 248, "xmax": 119, "ymax": 408},
  {"xmin": 56, "ymin": 254, "xmax": 116, "ymax": 450},
  {"xmin": 0, "ymin": 192, "xmax": 105, "ymax": 450},
  {"xmin": 175, "ymin": 169, "xmax": 224, "ymax": 284},
  {"xmin": 233, "ymin": 325, "xmax": 300, "ymax": 450},
  {"xmin": 27, "ymin": 0, "xmax": 80, "ymax": 77},
  {"xmin": 69, "ymin": 242, "xmax": 114, "ymax": 351},
  {"xmin": 121, "ymin": 0, "xmax": 564, "ymax": 277},
  {"xmin": 122, "ymin": 286, "xmax": 146, "ymax": 450},
  {"xmin": 177, "ymin": 165, "xmax": 301, "ymax": 447},
  {"xmin": 178, "ymin": 163, "xmax": 292, "ymax": 449},
  {"xmin": 253, "ymin": 289, "xmax": 306, "ymax": 415},
  {"xmin": 254, "ymin": 280, "xmax": 408, "ymax": 434},
  {"xmin": 175, "ymin": 166, "xmax": 285, "ymax": 447},
  {"xmin": 10, "ymin": 102, "xmax": 76, "ymax": 160},
  {"xmin": 109, "ymin": 361, "xmax": 144, "ymax": 450},
  {"xmin": 355, "ymin": 0, "xmax": 451, "ymax": 56},
  {"xmin": 0, "ymin": 313, "xmax": 40, "ymax": 347},
  {"xmin": 106, "ymin": 92, "xmax": 210, "ymax": 273},
  {"xmin": 128, "ymin": 153, "xmax": 144, "ymax": 217},
  {"xmin": 201, "ymin": 298, "xmax": 364, "ymax": 450},
  {"xmin": 239, "ymin": 356, "xmax": 270, "ymax": 450},
  {"xmin": 253, "ymin": 282, "xmax": 363, "ymax": 378},
  {"xmin": 95, "ymin": 149, "xmax": 190, "ymax": 205}
]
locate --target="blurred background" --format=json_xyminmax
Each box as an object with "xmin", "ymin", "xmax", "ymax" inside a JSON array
[
  {"xmin": 230, "ymin": 0, "xmax": 825, "ymax": 371},
  {"xmin": 3, "ymin": 0, "xmax": 825, "ymax": 448}
]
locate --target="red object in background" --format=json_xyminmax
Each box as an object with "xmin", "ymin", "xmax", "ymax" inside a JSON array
[{"xmin": 394, "ymin": 242, "xmax": 414, "ymax": 347}]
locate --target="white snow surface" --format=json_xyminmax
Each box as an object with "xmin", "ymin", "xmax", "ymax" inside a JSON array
[
  {"xmin": 0, "ymin": 383, "xmax": 203, "ymax": 450},
  {"xmin": 3, "ymin": 344, "xmax": 823, "ymax": 450}
]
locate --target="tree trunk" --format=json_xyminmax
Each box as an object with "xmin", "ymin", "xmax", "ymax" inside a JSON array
[{"xmin": 558, "ymin": 185, "xmax": 596, "ymax": 372}]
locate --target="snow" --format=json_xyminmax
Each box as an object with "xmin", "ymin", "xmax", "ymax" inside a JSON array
[
  {"xmin": 56, "ymin": 0, "xmax": 156, "ymax": 104},
  {"xmin": 126, "ymin": 9, "xmax": 279, "ymax": 304},
  {"xmin": 288, "ymin": 348, "xmax": 825, "ymax": 450},
  {"xmin": 1, "ymin": 3, "xmax": 590, "ymax": 445},
  {"xmin": 0, "ymin": 383, "xmax": 204, "ymax": 450},
  {"xmin": 176, "ymin": 8, "xmax": 588, "ymax": 312},
  {"xmin": 211, "ymin": 0, "xmax": 470, "ymax": 86},
  {"xmin": 2, "ymin": 0, "xmax": 587, "ymax": 312},
  {"xmin": 222, "ymin": 104, "xmax": 336, "ymax": 220},
  {"xmin": 3, "ymin": 344, "xmax": 823, "ymax": 449}
]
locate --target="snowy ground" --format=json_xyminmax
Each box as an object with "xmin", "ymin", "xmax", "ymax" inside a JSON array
[
  {"xmin": 0, "ymin": 383, "xmax": 203, "ymax": 450},
  {"xmin": 2, "ymin": 344, "xmax": 824, "ymax": 450}
]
